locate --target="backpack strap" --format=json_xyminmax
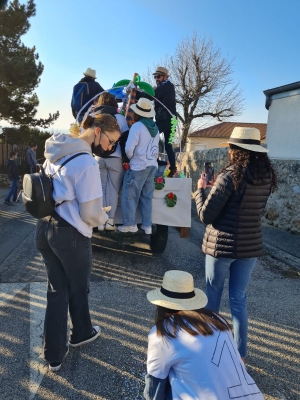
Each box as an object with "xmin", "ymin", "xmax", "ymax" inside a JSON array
[
  {"xmin": 50, "ymin": 152, "xmax": 89, "ymax": 208},
  {"xmin": 51, "ymin": 152, "xmax": 89, "ymax": 177}
]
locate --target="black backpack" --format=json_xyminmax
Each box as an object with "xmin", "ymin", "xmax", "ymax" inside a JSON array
[{"xmin": 22, "ymin": 153, "xmax": 88, "ymax": 219}]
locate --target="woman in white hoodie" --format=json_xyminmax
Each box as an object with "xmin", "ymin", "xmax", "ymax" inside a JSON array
[{"xmin": 35, "ymin": 113, "xmax": 120, "ymax": 372}]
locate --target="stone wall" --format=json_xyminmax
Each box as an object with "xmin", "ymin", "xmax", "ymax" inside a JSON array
[
  {"xmin": 176, "ymin": 149, "xmax": 300, "ymax": 234},
  {"xmin": 0, "ymin": 174, "xmax": 10, "ymax": 187}
]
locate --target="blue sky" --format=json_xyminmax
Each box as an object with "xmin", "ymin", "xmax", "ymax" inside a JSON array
[{"xmin": 19, "ymin": 0, "xmax": 300, "ymax": 133}]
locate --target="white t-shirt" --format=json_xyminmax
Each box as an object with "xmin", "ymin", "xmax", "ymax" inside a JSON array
[
  {"xmin": 108, "ymin": 114, "xmax": 128, "ymax": 158},
  {"xmin": 45, "ymin": 152, "xmax": 102, "ymax": 238},
  {"xmin": 147, "ymin": 324, "xmax": 264, "ymax": 400},
  {"xmin": 125, "ymin": 121, "xmax": 159, "ymax": 171}
]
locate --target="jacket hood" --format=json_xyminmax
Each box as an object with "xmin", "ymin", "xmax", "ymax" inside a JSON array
[
  {"xmin": 6, "ymin": 159, "xmax": 14, "ymax": 167},
  {"xmin": 139, "ymin": 117, "xmax": 159, "ymax": 138},
  {"xmin": 93, "ymin": 105, "xmax": 117, "ymax": 116},
  {"xmin": 44, "ymin": 133, "xmax": 91, "ymax": 164}
]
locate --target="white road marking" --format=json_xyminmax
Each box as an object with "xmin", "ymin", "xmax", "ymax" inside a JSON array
[
  {"xmin": 0, "ymin": 282, "xmax": 48, "ymax": 399},
  {"xmin": 29, "ymin": 282, "xmax": 47, "ymax": 400}
]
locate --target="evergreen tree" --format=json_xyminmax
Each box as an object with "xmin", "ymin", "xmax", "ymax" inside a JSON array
[{"xmin": 0, "ymin": 0, "xmax": 59, "ymax": 127}]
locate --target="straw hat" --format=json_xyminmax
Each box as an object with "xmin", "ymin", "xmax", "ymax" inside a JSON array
[
  {"xmin": 131, "ymin": 98, "xmax": 155, "ymax": 118},
  {"xmin": 153, "ymin": 66, "xmax": 169, "ymax": 76},
  {"xmin": 220, "ymin": 127, "xmax": 268, "ymax": 153},
  {"xmin": 83, "ymin": 68, "xmax": 97, "ymax": 79},
  {"xmin": 147, "ymin": 270, "xmax": 208, "ymax": 311}
]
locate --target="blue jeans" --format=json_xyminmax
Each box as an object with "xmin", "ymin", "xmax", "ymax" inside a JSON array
[
  {"xmin": 205, "ymin": 255, "xmax": 257, "ymax": 357},
  {"xmin": 121, "ymin": 166, "xmax": 157, "ymax": 226},
  {"xmin": 5, "ymin": 178, "xmax": 18, "ymax": 202},
  {"xmin": 35, "ymin": 212, "xmax": 93, "ymax": 363}
]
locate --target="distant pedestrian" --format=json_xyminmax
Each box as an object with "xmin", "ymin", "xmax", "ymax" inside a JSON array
[
  {"xmin": 196, "ymin": 127, "xmax": 277, "ymax": 362},
  {"xmin": 26, "ymin": 144, "xmax": 37, "ymax": 173},
  {"xmin": 71, "ymin": 68, "xmax": 104, "ymax": 122},
  {"xmin": 144, "ymin": 270, "xmax": 264, "ymax": 400},
  {"xmin": 4, "ymin": 151, "xmax": 20, "ymax": 206}
]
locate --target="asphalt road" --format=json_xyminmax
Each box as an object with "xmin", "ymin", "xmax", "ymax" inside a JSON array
[{"xmin": 0, "ymin": 195, "xmax": 299, "ymax": 400}]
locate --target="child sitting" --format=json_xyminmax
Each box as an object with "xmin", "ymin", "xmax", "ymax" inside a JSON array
[{"xmin": 118, "ymin": 98, "xmax": 158, "ymax": 234}]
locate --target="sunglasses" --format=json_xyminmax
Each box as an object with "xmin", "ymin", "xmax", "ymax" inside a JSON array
[
  {"xmin": 102, "ymin": 131, "xmax": 119, "ymax": 146},
  {"xmin": 154, "ymin": 74, "xmax": 162, "ymax": 79}
]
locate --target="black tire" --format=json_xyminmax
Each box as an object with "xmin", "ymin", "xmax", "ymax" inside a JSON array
[{"xmin": 150, "ymin": 224, "xmax": 168, "ymax": 253}]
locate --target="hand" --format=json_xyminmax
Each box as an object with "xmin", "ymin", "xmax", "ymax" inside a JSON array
[
  {"xmin": 198, "ymin": 173, "xmax": 207, "ymax": 189},
  {"xmin": 103, "ymin": 206, "xmax": 111, "ymax": 212}
]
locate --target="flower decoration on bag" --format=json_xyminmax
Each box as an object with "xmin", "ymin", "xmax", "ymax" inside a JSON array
[
  {"xmin": 165, "ymin": 192, "xmax": 177, "ymax": 207},
  {"xmin": 154, "ymin": 176, "xmax": 165, "ymax": 190},
  {"xmin": 69, "ymin": 123, "xmax": 81, "ymax": 138},
  {"xmin": 168, "ymin": 116, "xmax": 178, "ymax": 145}
]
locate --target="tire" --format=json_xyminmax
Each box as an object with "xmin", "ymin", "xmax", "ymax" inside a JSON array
[{"xmin": 150, "ymin": 224, "xmax": 168, "ymax": 253}]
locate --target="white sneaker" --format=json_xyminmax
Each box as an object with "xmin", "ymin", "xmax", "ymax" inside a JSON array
[
  {"xmin": 117, "ymin": 225, "xmax": 138, "ymax": 233},
  {"xmin": 98, "ymin": 225, "xmax": 104, "ymax": 231},
  {"xmin": 141, "ymin": 225, "xmax": 152, "ymax": 234},
  {"xmin": 105, "ymin": 218, "xmax": 116, "ymax": 231}
]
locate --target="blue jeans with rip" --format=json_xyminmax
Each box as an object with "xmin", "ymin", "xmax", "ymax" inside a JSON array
[
  {"xmin": 121, "ymin": 166, "xmax": 157, "ymax": 226},
  {"xmin": 205, "ymin": 254, "xmax": 257, "ymax": 358},
  {"xmin": 5, "ymin": 178, "xmax": 18, "ymax": 202}
]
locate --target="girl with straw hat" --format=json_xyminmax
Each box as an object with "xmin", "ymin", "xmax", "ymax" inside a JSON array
[
  {"xmin": 144, "ymin": 270, "xmax": 264, "ymax": 400},
  {"xmin": 196, "ymin": 127, "xmax": 277, "ymax": 363}
]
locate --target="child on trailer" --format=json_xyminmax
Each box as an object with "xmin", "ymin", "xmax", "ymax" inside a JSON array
[{"xmin": 118, "ymin": 98, "xmax": 159, "ymax": 234}]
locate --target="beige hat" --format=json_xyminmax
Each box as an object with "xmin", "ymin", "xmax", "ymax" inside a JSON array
[
  {"xmin": 220, "ymin": 127, "xmax": 268, "ymax": 153},
  {"xmin": 147, "ymin": 270, "xmax": 208, "ymax": 311},
  {"xmin": 153, "ymin": 66, "xmax": 169, "ymax": 76},
  {"xmin": 131, "ymin": 98, "xmax": 155, "ymax": 118},
  {"xmin": 83, "ymin": 68, "xmax": 97, "ymax": 79}
]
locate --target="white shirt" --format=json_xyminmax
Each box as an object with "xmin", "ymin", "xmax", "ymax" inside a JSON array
[
  {"xmin": 109, "ymin": 114, "xmax": 128, "ymax": 158},
  {"xmin": 45, "ymin": 152, "xmax": 102, "ymax": 238},
  {"xmin": 125, "ymin": 121, "xmax": 159, "ymax": 171},
  {"xmin": 147, "ymin": 325, "xmax": 264, "ymax": 400}
]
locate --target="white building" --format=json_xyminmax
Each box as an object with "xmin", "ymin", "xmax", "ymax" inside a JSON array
[{"xmin": 264, "ymin": 81, "xmax": 300, "ymax": 160}]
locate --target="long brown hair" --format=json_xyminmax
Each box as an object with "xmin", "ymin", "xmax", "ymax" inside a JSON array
[
  {"xmin": 82, "ymin": 113, "xmax": 120, "ymax": 133},
  {"xmin": 155, "ymin": 306, "xmax": 231, "ymax": 339},
  {"xmin": 96, "ymin": 92, "xmax": 118, "ymax": 109},
  {"xmin": 219, "ymin": 144, "xmax": 277, "ymax": 192}
]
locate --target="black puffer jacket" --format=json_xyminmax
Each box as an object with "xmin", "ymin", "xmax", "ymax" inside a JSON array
[{"xmin": 195, "ymin": 165, "xmax": 271, "ymax": 258}]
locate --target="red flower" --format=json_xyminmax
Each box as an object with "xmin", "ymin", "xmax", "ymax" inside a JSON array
[
  {"xmin": 167, "ymin": 192, "xmax": 175, "ymax": 200},
  {"xmin": 156, "ymin": 177, "xmax": 163, "ymax": 184},
  {"xmin": 123, "ymin": 163, "xmax": 130, "ymax": 170}
]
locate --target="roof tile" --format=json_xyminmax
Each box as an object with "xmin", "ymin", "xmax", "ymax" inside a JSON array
[{"xmin": 188, "ymin": 122, "xmax": 267, "ymax": 140}]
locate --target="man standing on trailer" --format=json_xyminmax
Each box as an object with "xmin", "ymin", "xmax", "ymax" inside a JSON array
[{"xmin": 137, "ymin": 67, "xmax": 177, "ymax": 176}]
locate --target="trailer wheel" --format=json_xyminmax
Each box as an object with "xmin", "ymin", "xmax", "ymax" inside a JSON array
[{"xmin": 150, "ymin": 225, "xmax": 168, "ymax": 253}]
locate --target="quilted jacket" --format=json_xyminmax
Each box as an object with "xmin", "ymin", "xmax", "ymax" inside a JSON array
[{"xmin": 195, "ymin": 165, "xmax": 271, "ymax": 258}]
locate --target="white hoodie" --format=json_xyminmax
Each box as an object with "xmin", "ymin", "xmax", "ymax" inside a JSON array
[{"xmin": 44, "ymin": 133, "xmax": 107, "ymax": 237}]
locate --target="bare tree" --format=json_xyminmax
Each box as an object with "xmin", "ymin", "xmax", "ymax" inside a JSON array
[{"xmin": 144, "ymin": 33, "xmax": 244, "ymax": 149}]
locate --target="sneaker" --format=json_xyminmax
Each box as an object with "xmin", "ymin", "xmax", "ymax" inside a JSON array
[
  {"xmin": 168, "ymin": 168, "xmax": 177, "ymax": 177},
  {"xmin": 98, "ymin": 225, "xmax": 104, "ymax": 231},
  {"xmin": 49, "ymin": 347, "xmax": 69, "ymax": 372},
  {"xmin": 141, "ymin": 225, "xmax": 152, "ymax": 234},
  {"xmin": 117, "ymin": 225, "xmax": 138, "ymax": 233},
  {"xmin": 13, "ymin": 199, "xmax": 20, "ymax": 203},
  {"xmin": 69, "ymin": 326, "xmax": 101, "ymax": 348},
  {"xmin": 4, "ymin": 201, "xmax": 14, "ymax": 206},
  {"xmin": 105, "ymin": 218, "xmax": 116, "ymax": 231}
]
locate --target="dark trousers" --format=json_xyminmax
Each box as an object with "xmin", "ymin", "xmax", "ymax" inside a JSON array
[
  {"xmin": 5, "ymin": 179, "xmax": 18, "ymax": 202},
  {"xmin": 35, "ymin": 212, "xmax": 93, "ymax": 363},
  {"xmin": 163, "ymin": 128, "xmax": 176, "ymax": 170}
]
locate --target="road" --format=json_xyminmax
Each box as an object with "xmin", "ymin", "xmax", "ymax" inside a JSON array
[{"xmin": 0, "ymin": 194, "xmax": 299, "ymax": 400}]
